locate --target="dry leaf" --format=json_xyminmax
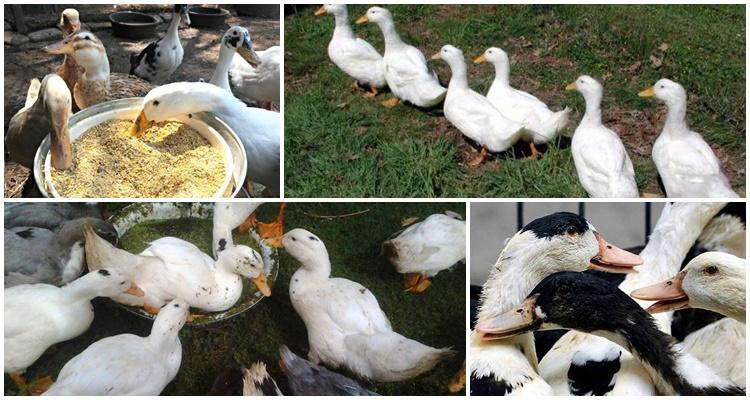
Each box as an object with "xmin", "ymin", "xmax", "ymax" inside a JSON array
[
  {"xmin": 658, "ymin": 42, "xmax": 671, "ymax": 52},
  {"xmin": 355, "ymin": 127, "xmax": 368, "ymax": 135},
  {"xmin": 649, "ymin": 55, "xmax": 663, "ymax": 69},
  {"xmin": 401, "ymin": 217, "xmax": 419, "ymax": 226}
]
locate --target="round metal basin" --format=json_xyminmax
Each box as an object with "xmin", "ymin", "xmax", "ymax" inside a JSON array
[
  {"xmin": 33, "ymin": 98, "xmax": 247, "ymax": 198},
  {"xmin": 105, "ymin": 202, "xmax": 279, "ymax": 326}
]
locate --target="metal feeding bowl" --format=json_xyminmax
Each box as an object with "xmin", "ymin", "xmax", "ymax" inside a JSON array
[
  {"xmin": 106, "ymin": 202, "xmax": 280, "ymax": 326},
  {"xmin": 33, "ymin": 98, "xmax": 247, "ymax": 198},
  {"xmin": 109, "ymin": 11, "xmax": 160, "ymax": 39}
]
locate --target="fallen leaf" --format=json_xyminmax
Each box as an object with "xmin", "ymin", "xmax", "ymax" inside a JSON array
[
  {"xmin": 658, "ymin": 42, "xmax": 671, "ymax": 52},
  {"xmin": 625, "ymin": 60, "xmax": 642, "ymax": 74},
  {"xmin": 532, "ymin": 49, "xmax": 542, "ymax": 57},
  {"xmin": 401, "ymin": 217, "xmax": 419, "ymax": 226},
  {"xmin": 355, "ymin": 127, "xmax": 368, "ymax": 135},
  {"xmin": 335, "ymin": 102, "xmax": 347, "ymax": 109},
  {"xmin": 649, "ymin": 55, "xmax": 663, "ymax": 69}
]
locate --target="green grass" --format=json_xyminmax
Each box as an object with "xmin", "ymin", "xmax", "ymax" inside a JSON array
[
  {"xmin": 5, "ymin": 203, "xmax": 465, "ymax": 396},
  {"xmin": 284, "ymin": 4, "xmax": 746, "ymax": 197}
]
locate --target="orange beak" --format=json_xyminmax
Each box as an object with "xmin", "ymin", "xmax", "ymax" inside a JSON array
[
  {"xmin": 130, "ymin": 109, "xmax": 152, "ymax": 137},
  {"xmin": 314, "ymin": 5, "xmax": 326, "ymax": 16},
  {"xmin": 588, "ymin": 232, "xmax": 644, "ymax": 273},
  {"xmin": 631, "ymin": 270, "xmax": 689, "ymax": 314},
  {"xmin": 126, "ymin": 283, "xmax": 145, "ymax": 297},
  {"xmin": 253, "ymin": 272, "xmax": 272, "ymax": 297}
]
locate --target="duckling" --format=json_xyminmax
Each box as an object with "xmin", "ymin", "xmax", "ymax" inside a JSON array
[
  {"xmin": 44, "ymin": 31, "xmax": 154, "ymax": 109},
  {"xmin": 83, "ymin": 224, "xmax": 271, "ymax": 314},
  {"xmin": 130, "ymin": 5, "xmax": 190, "ymax": 83},
  {"xmin": 474, "ymin": 47, "xmax": 571, "ymax": 159},
  {"xmin": 130, "ymin": 82, "xmax": 280, "ymax": 197},
  {"xmin": 5, "ymin": 74, "xmax": 72, "ymax": 170},
  {"xmin": 5, "ymin": 202, "xmax": 104, "ymax": 231},
  {"xmin": 638, "ymin": 79, "xmax": 738, "ymax": 198},
  {"xmin": 279, "ymin": 345, "xmax": 378, "ymax": 396},
  {"xmin": 284, "ymin": 228, "xmax": 452, "ymax": 382},
  {"xmin": 382, "ymin": 211, "xmax": 465, "ymax": 293},
  {"xmin": 5, "ymin": 217, "xmax": 117, "ymax": 287},
  {"xmin": 315, "ymin": 4, "xmax": 386, "ymax": 97},
  {"xmin": 5, "ymin": 269, "xmax": 143, "ymax": 395},
  {"xmin": 433, "ymin": 45, "xmax": 524, "ymax": 165},
  {"xmin": 55, "ymin": 9, "xmax": 84, "ymax": 102},
  {"xmin": 356, "ymin": 7, "xmax": 446, "ymax": 108},
  {"xmin": 565, "ymin": 76, "xmax": 638, "ymax": 197},
  {"xmin": 42, "ymin": 299, "xmax": 188, "ymax": 395}
]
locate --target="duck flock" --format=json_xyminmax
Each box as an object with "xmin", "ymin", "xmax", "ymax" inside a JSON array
[
  {"xmin": 470, "ymin": 203, "xmax": 746, "ymax": 395},
  {"xmin": 4, "ymin": 202, "xmax": 466, "ymax": 395},
  {"xmin": 5, "ymin": 6, "xmax": 281, "ymax": 197},
  {"xmin": 314, "ymin": 5, "xmax": 740, "ymax": 198}
]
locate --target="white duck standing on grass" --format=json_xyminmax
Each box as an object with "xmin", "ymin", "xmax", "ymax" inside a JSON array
[
  {"xmin": 470, "ymin": 212, "xmax": 643, "ymax": 395},
  {"xmin": 565, "ymin": 75, "xmax": 639, "ymax": 197},
  {"xmin": 83, "ymin": 223, "xmax": 271, "ymax": 315},
  {"xmin": 382, "ymin": 211, "xmax": 466, "ymax": 293},
  {"xmin": 638, "ymin": 79, "xmax": 738, "ymax": 198},
  {"xmin": 42, "ymin": 298, "xmax": 189, "ymax": 396},
  {"xmin": 130, "ymin": 5, "xmax": 191, "ymax": 83},
  {"xmin": 208, "ymin": 26, "xmax": 276, "ymax": 107},
  {"xmin": 5, "ymin": 74, "xmax": 72, "ymax": 170},
  {"xmin": 474, "ymin": 47, "xmax": 571, "ymax": 159},
  {"xmin": 356, "ymin": 7, "xmax": 445, "ymax": 108},
  {"xmin": 433, "ymin": 45, "xmax": 524, "ymax": 166},
  {"xmin": 315, "ymin": 4, "xmax": 386, "ymax": 97},
  {"xmin": 212, "ymin": 202, "xmax": 287, "ymax": 258},
  {"xmin": 5, "ymin": 269, "xmax": 143, "ymax": 395},
  {"xmin": 284, "ymin": 228, "xmax": 452, "ymax": 382},
  {"xmin": 130, "ymin": 82, "xmax": 281, "ymax": 197}
]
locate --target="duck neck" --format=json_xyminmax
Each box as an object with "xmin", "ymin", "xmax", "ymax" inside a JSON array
[
  {"xmin": 447, "ymin": 58, "xmax": 469, "ymax": 90},
  {"xmin": 209, "ymin": 45, "xmax": 235, "ymax": 91},
  {"xmin": 299, "ymin": 250, "xmax": 332, "ymax": 280},
  {"xmin": 61, "ymin": 276, "xmax": 102, "ymax": 303},
  {"xmin": 376, "ymin": 18, "xmax": 405, "ymax": 49},
  {"xmin": 492, "ymin": 61, "xmax": 510, "ymax": 88},
  {"xmin": 663, "ymin": 97, "xmax": 689, "ymax": 133},
  {"xmin": 581, "ymin": 91, "xmax": 602, "ymax": 125},
  {"xmin": 149, "ymin": 312, "xmax": 183, "ymax": 348},
  {"xmin": 165, "ymin": 11, "xmax": 182, "ymax": 42},
  {"xmin": 332, "ymin": 11, "xmax": 354, "ymax": 38},
  {"xmin": 76, "ymin": 48, "xmax": 110, "ymax": 83}
]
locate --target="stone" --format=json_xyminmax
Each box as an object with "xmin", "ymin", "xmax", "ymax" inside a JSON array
[
  {"xmin": 4, "ymin": 30, "xmax": 30, "ymax": 46},
  {"xmin": 28, "ymin": 27, "xmax": 61, "ymax": 42}
]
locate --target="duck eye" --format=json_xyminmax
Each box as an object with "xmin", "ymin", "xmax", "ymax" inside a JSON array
[
  {"xmin": 120, "ymin": 281, "xmax": 126, "ymax": 285},
  {"xmin": 566, "ymin": 227, "xmax": 578, "ymax": 235},
  {"xmin": 705, "ymin": 266, "xmax": 718, "ymax": 274},
  {"xmin": 291, "ymin": 237, "xmax": 297, "ymax": 241},
  {"xmin": 174, "ymin": 304, "xmax": 180, "ymax": 308},
  {"xmin": 152, "ymin": 100, "xmax": 160, "ymax": 106},
  {"xmin": 660, "ymin": 85, "xmax": 665, "ymax": 89},
  {"xmin": 309, "ymin": 236, "xmax": 318, "ymax": 241}
]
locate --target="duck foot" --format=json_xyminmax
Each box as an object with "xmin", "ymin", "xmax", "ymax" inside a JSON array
[
  {"xmin": 143, "ymin": 303, "xmax": 161, "ymax": 315},
  {"xmin": 258, "ymin": 203, "xmax": 286, "ymax": 248},
  {"xmin": 404, "ymin": 273, "xmax": 432, "ymax": 293},
  {"xmin": 466, "ymin": 147, "xmax": 489, "ymax": 167},
  {"xmin": 245, "ymin": 180, "xmax": 257, "ymax": 198},
  {"xmin": 238, "ymin": 210, "xmax": 258, "ymax": 233},
  {"xmin": 381, "ymin": 98, "xmax": 400, "ymax": 108},
  {"xmin": 362, "ymin": 85, "xmax": 379, "ymax": 98},
  {"xmin": 447, "ymin": 365, "xmax": 466, "ymax": 393},
  {"xmin": 522, "ymin": 142, "xmax": 541, "ymax": 161},
  {"xmin": 9, "ymin": 373, "xmax": 53, "ymax": 395}
]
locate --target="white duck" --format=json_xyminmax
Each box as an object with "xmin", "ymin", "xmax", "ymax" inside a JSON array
[
  {"xmin": 283, "ymin": 228, "xmax": 452, "ymax": 382},
  {"xmin": 469, "ymin": 212, "xmax": 643, "ymax": 395},
  {"xmin": 5, "ymin": 269, "xmax": 142, "ymax": 393},
  {"xmin": 382, "ymin": 211, "xmax": 466, "ymax": 293},
  {"xmin": 474, "ymin": 47, "xmax": 571, "ymax": 159},
  {"xmin": 229, "ymin": 45, "xmax": 281, "ymax": 108},
  {"xmin": 638, "ymin": 79, "xmax": 738, "ymax": 198},
  {"xmin": 566, "ymin": 75, "xmax": 639, "ymax": 197},
  {"xmin": 433, "ymin": 45, "xmax": 524, "ymax": 166},
  {"xmin": 208, "ymin": 27, "xmax": 269, "ymax": 102},
  {"xmin": 130, "ymin": 5, "xmax": 190, "ymax": 83},
  {"xmin": 356, "ymin": 7, "xmax": 445, "ymax": 108},
  {"xmin": 315, "ymin": 4, "xmax": 386, "ymax": 96},
  {"xmin": 538, "ymin": 202, "xmax": 725, "ymax": 395},
  {"xmin": 83, "ymin": 223, "xmax": 271, "ymax": 314},
  {"xmin": 212, "ymin": 202, "xmax": 286, "ymax": 257},
  {"xmin": 43, "ymin": 299, "xmax": 189, "ymax": 395},
  {"xmin": 130, "ymin": 82, "xmax": 281, "ymax": 197}
]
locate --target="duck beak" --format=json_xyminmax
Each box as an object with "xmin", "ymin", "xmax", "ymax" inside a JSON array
[
  {"xmin": 129, "ymin": 109, "xmax": 152, "ymax": 137},
  {"xmin": 238, "ymin": 45, "xmax": 261, "ymax": 67},
  {"xmin": 182, "ymin": 10, "xmax": 191, "ymax": 27},
  {"xmin": 631, "ymin": 270, "xmax": 689, "ymax": 313},
  {"xmin": 430, "ymin": 52, "xmax": 441, "ymax": 60},
  {"xmin": 355, "ymin": 14, "xmax": 368, "ymax": 24},
  {"xmin": 314, "ymin": 5, "xmax": 326, "ymax": 16},
  {"xmin": 565, "ymin": 82, "xmax": 577, "ymax": 91},
  {"xmin": 43, "ymin": 38, "xmax": 74, "ymax": 55},
  {"xmin": 473, "ymin": 54, "xmax": 486, "ymax": 64},
  {"xmin": 475, "ymin": 294, "xmax": 542, "ymax": 340},
  {"xmin": 127, "ymin": 283, "xmax": 145, "ymax": 297},
  {"xmin": 253, "ymin": 272, "xmax": 272, "ymax": 297},
  {"xmin": 589, "ymin": 232, "xmax": 643, "ymax": 273},
  {"xmin": 638, "ymin": 87, "xmax": 655, "ymax": 97}
]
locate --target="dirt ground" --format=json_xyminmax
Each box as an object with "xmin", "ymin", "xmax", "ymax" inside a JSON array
[{"xmin": 4, "ymin": 5, "xmax": 280, "ymax": 129}]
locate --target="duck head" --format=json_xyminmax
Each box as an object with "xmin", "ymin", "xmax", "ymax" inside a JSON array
[
  {"xmin": 58, "ymin": 217, "xmax": 118, "ymax": 247},
  {"xmin": 175, "ymin": 5, "xmax": 191, "ymax": 27},
  {"xmin": 38, "ymin": 74, "xmax": 73, "ymax": 170},
  {"xmin": 631, "ymin": 251, "xmax": 746, "ymax": 320},
  {"xmin": 431, "ymin": 44, "xmax": 464, "ymax": 65},
  {"xmin": 473, "ymin": 47, "xmax": 509, "ymax": 68},
  {"xmin": 130, "ymin": 82, "xmax": 223, "ymax": 136},
  {"xmin": 315, "ymin": 4, "xmax": 346, "ymax": 17},
  {"xmin": 151, "ymin": 298, "xmax": 190, "ymax": 335},
  {"xmin": 566, "ymin": 75, "xmax": 603, "ymax": 101},
  {"xmin": 76, "ymin": 268, "xmax": 144, "ymax": 299},
  {"xmin": 476, "ymin": 271, "xmax": 645, "ymax": 340},
  {"xmin": 638, "ymin": 78, "xmax": 686, "ymax": 108},
  {"xmin": 59, "ymin": 8, "xmax": 81, "ymax": 36},
  {"xmin": 223, "ymin": 26, "xmax": 261, "ymax": 67},
  {"xmin": 356, "ymin": 6, "xmax": 392, "ymax": 25},
  {"xmin": 283, "ymin": 228, "xmax": 331, "ymax": 275},
  {"xmin": 217, "ymin": 244, "xmax": 271, "ymax": 297},
  {"xmin": 44, "ymin": 32, "xmax": 108, "ymax": 78}
]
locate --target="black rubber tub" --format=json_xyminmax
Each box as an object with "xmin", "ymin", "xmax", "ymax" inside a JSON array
[
  {"xmin": 109, "ymin": 11, "xmax": 159, "ymax": 39},
  {"xmin": 188, "ymin": 6, "xmax": 229, "ymax": 28}
]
